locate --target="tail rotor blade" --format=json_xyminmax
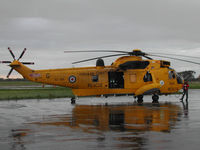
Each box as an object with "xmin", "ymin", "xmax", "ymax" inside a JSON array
[
  {"xmin": 8, "ymin": 47, "xmax": 16, "ymax": 60},
  {"xmin": 22, "ymin": 62, "xmax": 34, "ymax": 65},
  {"xmin": 0, "ymin": 61, "xmax": 11, "ymax": 64},
  {"xmin": 7, "ymin": 68, "xmax": 14, "ymax": 78},
  {"xmin": 18, "ymin": 48, "xmax": 27, "ymax": 60}
]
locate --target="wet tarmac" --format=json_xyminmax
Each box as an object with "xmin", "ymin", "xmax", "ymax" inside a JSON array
[{"xmin": 0, "ymin": 89, "xmax": 200, "ymax": 150}]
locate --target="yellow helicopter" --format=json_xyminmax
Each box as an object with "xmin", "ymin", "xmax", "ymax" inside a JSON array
[{"xmin": 1, "ymin": 47, "xmax": 199, "ymax": 103}]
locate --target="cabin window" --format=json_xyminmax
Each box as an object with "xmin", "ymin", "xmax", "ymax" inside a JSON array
[
  {"xmin": 143, "ymin": 72, "xmax": 152, "ymax": 82},
  {"xmin": 92, "ymin": 75, "xmax": 99, "ymax": 82},
  {"xmin": 169, "ymin": 71, "xmax": 175, "ymax": 79}
]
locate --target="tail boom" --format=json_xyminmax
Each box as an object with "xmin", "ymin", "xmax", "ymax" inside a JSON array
[{"xmin": 9, "ymin": 60, "xmax": 34, "ymax": 81}]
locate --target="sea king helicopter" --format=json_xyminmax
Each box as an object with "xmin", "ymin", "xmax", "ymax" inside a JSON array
[{"xmin": 1, "ymin": 47, "xmax": 200, "ymax": 104}]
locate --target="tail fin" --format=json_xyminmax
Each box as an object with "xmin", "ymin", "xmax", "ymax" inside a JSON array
[{"xmin": 9, "ymin": 60, "xmax": 34, "ymax": 80}]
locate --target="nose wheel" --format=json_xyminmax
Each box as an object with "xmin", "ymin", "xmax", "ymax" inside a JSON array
[
  {"xmin": 152, "ymin": 94, "xmax": 159, "ymax": 103},
  {"xmin": 137, "ymin": 95, "xmax": 143, "ymax": 103}
]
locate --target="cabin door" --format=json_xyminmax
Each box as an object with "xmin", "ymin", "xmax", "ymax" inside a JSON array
[{"xmin": 108, "ymin": 72, "xmax": 124, "ymax": 88}]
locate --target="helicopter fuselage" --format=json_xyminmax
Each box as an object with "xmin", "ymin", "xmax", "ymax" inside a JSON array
[{"xmin": 9, "ymin": 55, "xmax": 183, "ymax": 97}]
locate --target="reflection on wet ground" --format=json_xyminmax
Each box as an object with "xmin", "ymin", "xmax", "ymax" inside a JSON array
[
  {"xmin": 0, "ymin": 89, "xmax": 200, "ymax": 150},
  {"xmin": 31, "ymin": 103, "xmax": 181, "ymax": 133}
]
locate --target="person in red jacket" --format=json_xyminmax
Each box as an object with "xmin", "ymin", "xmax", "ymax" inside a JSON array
[{"xmin": 180, "ymin": 81, "xmax": 189, "ymax": 102}]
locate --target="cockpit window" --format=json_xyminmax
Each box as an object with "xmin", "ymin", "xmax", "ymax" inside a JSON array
[
  {"xmin": 175, "ymin": 72, "xmax": 183, "ymax": 84},
  {"xmin": 169, "ymin": 71, "xmax": 176, "ymax": 79}
]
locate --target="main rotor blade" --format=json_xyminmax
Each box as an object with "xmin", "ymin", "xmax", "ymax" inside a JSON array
[
  {"xmin": 0, "ymin": 61, "xmax": 11, "ymax": 64},
  {"xmin": 64, "ymin": 50, "xmax": 129, "ymax": 54},
  {"xmin": 72, "ymin": 54, "xmax": 127, "ymax": 64},
  {"xmin": 149, "ymin": 52, "xmax": 200, "ymax": 59},
  {"xmin": 18, "ymin": 48, "xmax": 27, "ymax": 60},
  {"xmin": 150, "ymin": 54, "xmax": 200, "ymax": 65},
  {"xmin": 7, "ymin": 68, "xmax": 14, "ymax": 78},
  {"xmin": 8, "ymin": 47, "xmax": 16, "ymax": 60},
  {"xmin": 143, "ymin": 55, "xmax": 153, "ymax": 60}
]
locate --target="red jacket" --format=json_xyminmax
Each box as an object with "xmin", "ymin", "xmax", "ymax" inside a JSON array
[{"xmin": 183, "ymin": 83, "xmax": 189, "ymax": 91}]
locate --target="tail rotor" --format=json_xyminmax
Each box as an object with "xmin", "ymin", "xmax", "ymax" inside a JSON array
[{"xmin": 0, "ymin": 47, "xmax": 34, "ymax": 78}]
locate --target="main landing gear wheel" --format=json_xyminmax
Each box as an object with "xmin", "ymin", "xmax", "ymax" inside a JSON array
[
  {"xmin": 71, "ymin": 97, "xmax": 76, "ymax": 104},
  {"xmin": 137, "ymin": 95, "xmax": 143, "ymax": 103},
  {"xmin": 152, "ymin": 94, "xmax": 159, "ymax": 103}
]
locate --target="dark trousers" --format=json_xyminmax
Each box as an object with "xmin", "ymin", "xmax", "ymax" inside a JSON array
[{"xmin": 181, "ymin": 90, "xmax": 188, "ymax": 102}]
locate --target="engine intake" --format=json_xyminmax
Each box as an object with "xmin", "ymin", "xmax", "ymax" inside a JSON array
[{"xmin": 96, "ymin": 58, "xmax": 105, "ymax": 67}]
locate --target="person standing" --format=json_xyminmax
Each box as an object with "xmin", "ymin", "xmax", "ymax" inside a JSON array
[{"xmin": 180, "ymin": 81, "xmax": 189, "ymax": 102}]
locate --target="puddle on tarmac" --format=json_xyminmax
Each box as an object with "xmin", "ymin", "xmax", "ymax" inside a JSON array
[
  {"xmin": 30, "ymin": 103, "xmax": 181, "ymax": 133},
  {"xmin": 0, "ymin": 89, "xmax": 200, "ymax": 150}
]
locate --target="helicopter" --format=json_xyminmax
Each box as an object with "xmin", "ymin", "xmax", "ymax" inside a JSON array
[{"xmin": 1, "ymin": 47, "xmax": 200, "ymax": 104}]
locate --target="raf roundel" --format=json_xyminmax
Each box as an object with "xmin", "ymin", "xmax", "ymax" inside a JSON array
[
  {"xmin": 69, "ymin": 75, "xmax": 76, "ymax": 83},
  {"xmin": 160, "ymin": 80, "xmax": 165, "ymax": 86}
]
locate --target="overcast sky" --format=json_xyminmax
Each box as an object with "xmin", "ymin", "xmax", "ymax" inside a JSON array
[{"xmin": 0, "ymin": 0, "xmax": 200, "ymax": 78}]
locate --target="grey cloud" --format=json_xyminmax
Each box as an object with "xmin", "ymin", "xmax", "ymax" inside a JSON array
[{"xmin": 0, "ymin": 0, "xmax": 200, "ymax": 77}]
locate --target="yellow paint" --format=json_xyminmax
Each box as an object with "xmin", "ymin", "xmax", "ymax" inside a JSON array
[{"xmin": 9, "ymin": 55, "xmax": 183, "ymax": 97}]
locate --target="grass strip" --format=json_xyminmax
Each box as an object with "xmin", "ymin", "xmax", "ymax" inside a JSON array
[
  {"xmin": 188, "ymin": 82, "xmax": 200, "ymax": 89},
  {"xmin": 0, "ymin": 87, "xmax": 74, "ymax": 101},
  {"xmin": 0, "ymin": 81, "xmax": 42, "ymax": 86}
]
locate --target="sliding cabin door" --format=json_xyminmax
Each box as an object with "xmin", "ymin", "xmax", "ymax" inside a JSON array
[{"xmin": 108, "ymin": 72, "xmax": 124, "ymax": 89}]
